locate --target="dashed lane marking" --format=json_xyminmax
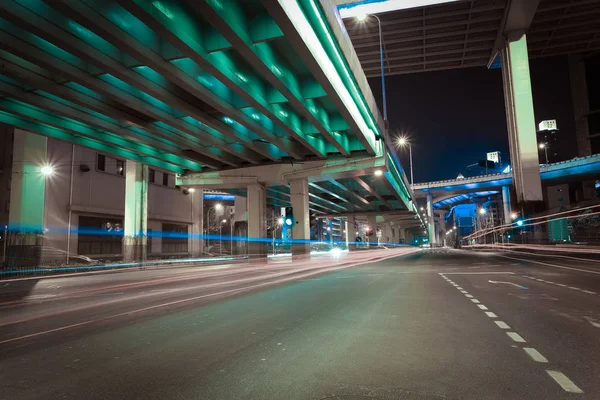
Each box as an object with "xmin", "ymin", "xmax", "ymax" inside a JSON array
[
  {"xmin": 485, "ymin": 311, "xmax": 497, "ymax": 318},
  {"xmin": 507, "ymin": 332, "xmax": 526, "ymax": 343},
  {"xmin": 471, "ymin": 299, "xmax": 480, "ymax": 303},
  {"xmin": 477, "ymin": 304, "xmax": 489, "ymax": 310},
  {"xmin": 465, "ymin": 294, "xmax": 473, "ymax": 298},
  {"xmin": 546, "ymin": 370, "xmax": 584, "ymax": 394},
  {"xmin": 523, "ymin": 347, "xmax": 548, "ymax": 363},
  {"xmin": 495, "ymin": 321, "xmax": 511, "ymax": 329}
]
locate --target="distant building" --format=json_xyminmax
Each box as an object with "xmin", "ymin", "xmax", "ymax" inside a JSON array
[{"xmin": 537, "ymin": 119, "xmax": 559, "ymax": 162}]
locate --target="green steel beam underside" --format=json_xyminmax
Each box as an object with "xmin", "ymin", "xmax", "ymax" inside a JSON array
[
  {"xmin": 194, "ymin": 0, "xmax": 351, "ymax": 156},
  {"xmin": 0, "ymin": 110, "xmax": 186, "ymax": 173}
]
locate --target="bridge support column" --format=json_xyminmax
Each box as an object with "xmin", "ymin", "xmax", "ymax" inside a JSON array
[
  {"xmin": 346, "ymin": 216, "xmax": 357, "ymax": 250},
  {"xmin": 501, "ymin": 34, "xmax": 543, "ymax": 203},
  {"xmin": 6, "ymin": 130, "xmax": 47, "ymax": 268},
  {"xmin": 247, "ymin": 184, "xmax": 267, "ymax": 257},
  {"xmin": 367, "ymin": 215, "xmax": 377, "ymax": 247},
  {"xmin": 290, "ymin": 178, "xmax": 310, "ymax": 256},
  {"xmin": 191, "ymin": 189, "xmax": 204, "ymax": 257},
  {"xmin": 502, "ymin": 186, "xmax": 512, "ymax": 224},
  {"xmin": 427, "ymin": 193, "xmax": 436, "ymax": 246},
  {"xmin": 123, "ymin": 161, "xmax": 148, "ymax": 262}
]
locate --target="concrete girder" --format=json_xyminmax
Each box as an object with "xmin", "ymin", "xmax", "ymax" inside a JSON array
[
  {"xmin": 267, "ymin": 187, "xmax": 341, "ymax": 213},
  {"xmin": 488, "ymin": 0, "xmax": 541, "ymax": 67},
  {"xmin": 354, "ymin": 177, "xmax": 391, "ymax": 210},
  {"xmin": 191, "ymin": 0, "xmax": 351, "ymax": 156},
  {"xmin": 0, "ymin": 55, "xmax": 240, "ymax": 169},
  {"xmin": 308, "ymin": 182, "xmax": 361, "ymax": 211},
  {"xmin": 328, "ymin": 179, "xmax": 370, "ymax": 207},
  {"xmin": 0, "ymin": 95, "xmax": 205, "ymax": 172},
  {"xmin": 0, "ymin": 80, "xmax": 220, "ymax": 170},
  {"xmin": 0, "ymin": 31, "xmax": 261, "ymax": 167},
  {"xmin": 3, "ymin": 2, "xmax": 282, "ymax": 163},
  {"xmin": 114, "ymin": 0, "xmax": 318, "ymax": 159},
  {"xmin": 0, "ymin": 110, "xmax": 185, "ymax": 173},
  {"xmin": 263, "ymin": 0, "xmax": 379, "ymax": 156}
]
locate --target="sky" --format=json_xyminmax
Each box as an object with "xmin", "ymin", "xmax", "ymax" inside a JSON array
[{"xmin": 368, "ymin": 55, "xmax": 577, "ymax": 183}]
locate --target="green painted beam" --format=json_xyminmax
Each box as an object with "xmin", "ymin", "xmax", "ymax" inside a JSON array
[
  {"xmin": 0, "ymin": 29, "xmax": 259, "ymax": 166},
  {"xmin": 0, "ymin": 96, "xmax": 203, "ymax": 171},
  {"xmin": 195, "ymin": 0, "xmax": 352, "ymax": 156},
  {"xmin": 0, "ymin": 109, "xmax": 185, "ymax": 173},
  {"xmin": 3, "ymin": 2, "xmax": 278, "ymax": 163},
  {"xmin": 249, "ymin": 14, "xmax": 284, "ymax": 43},
  {"xmin": 120, "ymin": 0, "xmax": 328, "ymax": 158}
]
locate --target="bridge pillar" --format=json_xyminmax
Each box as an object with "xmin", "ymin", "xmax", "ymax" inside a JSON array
[
  {"xmin": 6, "ymin": 130, "xmax": 47, "ymax": 268},
  {"xmin": 426, "ymin": 193, "xmax": 436, "ymax": 246},
  {"xmin": 191, "ymin": 189, "xmax": 204, "ymax": 258},
  {"xmin": 346, "ymin": 216, "xmax": 357, "ymax": 250},
  {"xmin": 290, "ymin": 178, "xmax": 310, "ymax": 256},
  {"xmin": 247, "ymin": 184, "xmax": 267, "ymax": 257},
  {"xmin": 501, "ymin": 34, "xmax": 543, "ymax": 203},
  {"xmin": 502, "ymin": 186, "xmax": 512, "ymax": 224},
  {"xmin": 367, "ymin": 215, "xmax": 377, "ymax": 247},
  {"xmin": 123, "ymin": 161, "xmax": 148, "ymax": 262}
]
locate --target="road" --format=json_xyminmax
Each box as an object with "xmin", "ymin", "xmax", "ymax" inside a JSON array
[{"xmin": 1, "ymin": 248, "xmax": 600, "ymax": 399}]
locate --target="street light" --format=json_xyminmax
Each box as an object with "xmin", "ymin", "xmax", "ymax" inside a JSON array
[
  {"xmin": 374, "ymin": 169, "xmax": 383, "ymax": 177},
  {"xmin": 479, "ymin": 208, "xmax": 487, "ymax": 215},
  {"xmin": 356, "ymin": 13, "xmax": 387, "ymax": 125},
  {"xmin": 220, "ymin": 219, "xmax": 227, "ymax": 255},
  {"xmin": 188, "ymin": 188, "xmax": 195, "ymax": 193},
  {"xmin": 40, "ymin": 165, "xmax": 54, "ymax": 176},
  {"xmin": 396, "ymin": 137, "xmax": 413, "ymax": 186},
  {"xmin": 510, "ymin": 212, "xmax": 518, "ymax": 220},
  {"xmin": 539, "ymin": 143, "xmax": 549, "ymax": 164}
]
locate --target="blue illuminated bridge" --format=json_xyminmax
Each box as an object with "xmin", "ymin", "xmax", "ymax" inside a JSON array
[
  {"xmin": 0, "ymin": 0, "xmax": 421, "ymax": 260},
  {"xmin": 413, "ymin": 154, "xmax": 600, "ymax": 209}
]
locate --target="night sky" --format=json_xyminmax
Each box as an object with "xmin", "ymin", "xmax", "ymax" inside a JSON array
[{"xmin": 369, "ymin": 55, "xmax": 577, "ymax": 183}]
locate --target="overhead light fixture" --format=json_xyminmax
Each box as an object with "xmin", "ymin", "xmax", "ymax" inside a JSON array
[
  {"xmin": 339, "ymin": 0, "xmax": 460, "ymax": 19},
  {"xmin": 374, "ymin": 169, "xmax": 383, "ymax": 177},
  {"xmin": 40, "ymin": 165, "xmax": 54, "ymax": 176}
]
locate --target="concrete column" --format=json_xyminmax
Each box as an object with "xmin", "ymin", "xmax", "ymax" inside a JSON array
[
  {"xmin": 247, "ymin": 184, "xmax": 266, "ymax": 257},
  {"xmin": 500, "ymin": 34, "xmax": 543, "ymax": 203},
  {"xmin": 398, "ymin": 226, "xmax": 406, "ymax": 243},
  {"xmin": 290, "ymin": 178, "xmax": 310, "ymax": 255},
  {"xmin": 426, "ymin": 193, "xmax": 436, "ymax": 246},
  {"xmin": 191, "ymin": 189, "xmax": 204, "ymax": 257},
  {"xmin": 123, "ymin": 161, "xmax": 148, "ymax": 262},
  {"xmin": 501, "ymin": 186, "xmax": 512, "ymax": 225},
  {"xmin": 367, "ymin": 215, "xmax": 377, "ymax": 247},
  {"xmin": 346, "ymin": 216, "xmax": 357, "ymax": 250},
  {"xmin": 7, "ymin": 130, "xmax": 47, "ymax": 268},
  {"xmin": 569, "ymin": 54, "xmax": 592, "ymax": 157},
  {"xmin": 234, "ymin": 195, "xmax": 247, "ymax": 222}
]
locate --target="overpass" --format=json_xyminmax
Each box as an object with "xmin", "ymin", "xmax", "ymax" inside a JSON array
[
  {"xmin": 0, "ymin": 0, "xmax": 420, "ymax": 264},
  {"xmin": 411, "ymin": 154, "xmax": 600, "ymax": 240}
]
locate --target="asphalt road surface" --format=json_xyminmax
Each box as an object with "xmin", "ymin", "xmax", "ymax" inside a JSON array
[{"xmin": 1, "ymin": 248, "xmax": 600, "ymax": 399}]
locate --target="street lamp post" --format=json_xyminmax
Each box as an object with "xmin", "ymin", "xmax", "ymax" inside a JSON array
[
  {"xmin": 206, "ymin": 203, "xmax": 223, "ymax": 251},
  {"xmin": 220, "ymin": 219, "xmax": 227, "ymax": 255},
  {"xmin": 539, "ymin": 143, "xmax": 549, "ymax": 164},
  {"xmin": 357, "ymin": 13, "xmax": 387, "ymax": 125},
  {"xmin": 396, "ymin": 137, "xmax": 414, "ymax": 186}
]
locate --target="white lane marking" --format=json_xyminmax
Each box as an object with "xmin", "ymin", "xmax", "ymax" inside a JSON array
[
  {"xmin": 443, "ymin": 272, "xmax": 515, "ymax": 275},
  {"xmin": 488, "ymin": 280, "xmax": 527, "ymax": 289},
  {"xmin": 485, "ymin": 312, "xmax": 497, "ymax": 318},
  {"xmin": 523, "ymin": 347, "xmax": 548, "ymax": 363},
  {"xmin": 495, "ymin": 321, "xmax": 511, "ymax": 329},
  {"xmin": 582, "ymin": 290, "xmax": 597, "ymax": 295},
  {"xmin": 499, "ymin": 255, "xmax": 600, "ymax": 275},
  {"xmin": 471, "ymin": 299, "xmax": 480, "ymax": 303},
  {"xmin": 460, "ymin": 290, "xmax": 469, "ymax": 294},
  {"xmin": 546, "ymin": 370, "xmax": 584, "ymax": 393},
  {"xmin": 507, "ymin": 332, "xmax": 526, "ymax": 343},
  {"xmin": 478, "ymin": 304, "xmax": 489, "ymax": 310},
  {"xmin": 556, "ymin": 283, "xmax": 567, "ymax": 287},
  {"xmin": 456, "ymin": 286, "xmax": 463, "ymax": 290},
  {"xmin": 465, "ymin": 294, "xmax": 473, "ymax": 298},
  {"xmin": 568, "ymin": 286, "xmax": 580, "ymax": 290},
  {"xmin": 583, "ymin": 316, "xmax": 600, "ymax": 328}
]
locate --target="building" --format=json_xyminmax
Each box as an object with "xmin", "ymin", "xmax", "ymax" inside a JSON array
[{"xmin": 0, "ymin": 127, "xmax": 205, "ymax": 265}]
